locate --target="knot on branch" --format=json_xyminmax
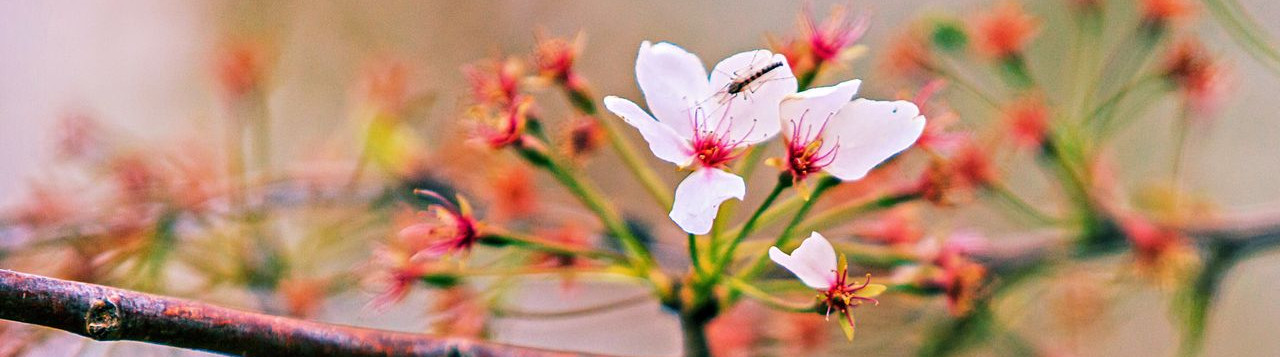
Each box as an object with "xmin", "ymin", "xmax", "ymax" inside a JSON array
[{"xmin": 85, "ymin": 295, "xmax": 122, "ymax": 340}]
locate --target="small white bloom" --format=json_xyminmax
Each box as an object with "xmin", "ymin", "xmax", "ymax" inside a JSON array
[
  {"xmin": 769, "ymin": 232, "xmax": 839, "ymax": 289},
  {"xmin": 779, "ymin": 80, "xmax": 926, "ymax": 182},
  {"xmin": 770, "ymin": 231, "xmax": 886, "ymax": 341},
  {"xmin": 605, "ymin": 41, "xmax": 797, "ymax": 234}
]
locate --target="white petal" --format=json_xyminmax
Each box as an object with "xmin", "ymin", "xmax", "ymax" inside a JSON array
[
  {"xmin": 823, "ymin": 99, "xmax": 926, "ymax": 181},
  {"xmin": 603, "ymin": 96, "xmax": 695, "ymax": 166},
  {"xmin": 769, "ymin": 232, "xmax": 839, "ymax": 289},
  {"xmin": 780, "ymin": 79, "xmax": 862, "ymax": 141},
  {"xmin": 635, "ymin": 41, "xmax": 710, "ymax": 139},
  {"xmin": 669, "ymin": 167, "xmax": 745, "ymax": 235},
  {"xmin": 703, "ymin": 51, "xmax": 796, "ymax": 144}
]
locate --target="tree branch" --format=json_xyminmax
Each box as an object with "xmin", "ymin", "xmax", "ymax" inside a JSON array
[{"xmin": 0, "ymin": 269, "xmax": 600, "ymax": 357}]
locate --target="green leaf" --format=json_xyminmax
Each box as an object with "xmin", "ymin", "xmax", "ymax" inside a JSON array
[
  {"xmin": 839, "ymin": 311, "xmax": 856, "ymax": 341},
  {"xmin": 419, "ymin": 273, "xmax": 461, "ymax": 288},
  {"xmin": 856, "ymin": 283, "xmax": 888, "ymax": 298},
  {"xmin": 931, "ymin": 20, "xmax": 968, "ymax": 53}
]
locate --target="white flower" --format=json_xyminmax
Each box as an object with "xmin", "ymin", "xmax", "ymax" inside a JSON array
[
  {"xmin": 779, "ymin": 79, "xmax": 926, "ymax": 183},
  {"xmin": 604, "ymin": 41, "xmax": 797, "ymax": 234},
  {"xmin": 769, "ymin": 232, "xmax": 840, "ymax": 289},
  {"xmin": 769, "ymin": 231, "xmax": 886, "ymax": 341}
]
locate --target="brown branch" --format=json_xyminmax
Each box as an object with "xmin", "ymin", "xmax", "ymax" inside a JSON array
[{"xmin": 0, "ymin": 269, "xmax": 601, "ymax": 357}]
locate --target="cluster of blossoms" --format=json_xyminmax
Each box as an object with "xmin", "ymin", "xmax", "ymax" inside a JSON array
[
  {"xmin": 604, "ymin": 41, "xmax": 926, "ymax": 234},
  {"xmin": 601, "ymin": 39, "xmax": 926, "ymax": 334}
]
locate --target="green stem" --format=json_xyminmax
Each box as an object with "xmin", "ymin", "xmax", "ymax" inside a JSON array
[
  {"xmin": 710, "ymin": 142, "xmax": 773, "ymax": 251},
  {"xmin": 1178, "ymin": 240, "xmax": 1244, "ymax": 357},
  {"xmin": 1093, "ymin": 21, "xmax": 1166, "ymax": 112},
  {"xmin": 726, "ymin": 278, "xmax": 818, "ymax": 313},
  {"xmin": 986, "ymin": 183, "xmax": 1060, "ymax": 225},
  {"xmin": 793, "ymin": 191, "xmax": 921, "ymax": 235},
  {"xmin": 514, "ymin": 145, "xmax": 655, "ymax": 272},
  {"xmin": 711, "ymin": 176, "xmax": 790, "ymax": 274},
  {"xmin": 996, "ymin": 54, "xmax": 1036, "ymax": 91},
  {"xmin": 479, "ymin": 232, "xmax": 627, "ymax": 263},
  {"xmin": 679, "ymin": 313, "xmax": 712, "ymax": 357},
  {"xmin": 1086, "ymin": 75, "xmax": 1164, "ymax": 130},
  {"xmin": 796, "ymin": 62, "xmax": 824, "ymax": 91},
  {"xmin": 736, "ymin": 176, "xmax": 841, "ymax": 282},
  {"xmin": 1200, "ymin": 0, "xmax": 1280, "ymax": 75},
  {"xmin": 719, "ymin": 192, "xmax": 809, "ymax": 243},
  {"xmin": 1171, "ymin": 101, "xmax": 1192, "ymax": 187},
  {"xmin": 688, "ymin": 233, "xmax": 704, "ymax": 275},
  {"xmin": 1069, "ymin": 6, "xmax": 1105, "ymax": 122},
  {"xmin": 561, "ymin": 87, "xmax": 674, "ymax": 209},
  {"xmin": 927, "ymin": 62, "xmax": 1002, "ymax": 110}
]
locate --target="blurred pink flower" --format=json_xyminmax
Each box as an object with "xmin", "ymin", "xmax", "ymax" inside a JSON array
[
  {"xmin": 1004, "ymin": 95, "xmax": 1050, "ymax": 149},
  {"xmin": 214, "ymin": 40, "xmax": 269, "ymax": 100},
  {"xmin": 463, "ymin": 56, "xmax": 524, "ymax": 107},
  {"xmin": 973, "ymin": 1, "xmax": 1040, "ymax": 58},
  {"xmin": 532, "ymin": 31, "xmax": 588, "ymax": 92},
  {"xmin": 1161, "ymin": 38, "xmax": 1230, "ymax": 117},
  {"xmin": 771, "ymin": 3, "xmax": 868, "ymax": 76},
  {"xmin": 1142, "ymin": 0, "xmax": 1195, "ymax": 24},
  {"xmin": 398, "ymin": 191, "xmax": 480, "ymax": 258}
]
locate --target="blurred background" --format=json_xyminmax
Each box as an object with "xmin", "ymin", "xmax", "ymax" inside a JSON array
[{"xmin": 2, "ymin": 1, "xmax": 1279, "ymax": 356}]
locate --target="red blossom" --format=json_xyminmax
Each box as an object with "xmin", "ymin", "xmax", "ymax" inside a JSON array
[
  {"xmin": 566, "ymin": 115, "xmax": 604, "ymax": 158},
  {"xmin": 770, "ymin": 4, "xmax": 867, "ymax": 77},
  {"xmin": 469, "ymin": 97, "xmax": 531, "ymax": 149},
  {"xmin": 1141, "ymin": 0, "xmax": 1195, "ymax": 24},
  {"xmin": 532, "ymin": 31, "xmax": 587, "ymax": 90},
  {"xmin": 917, "ymin": 138, "xmax": 996, "ymax": 206},
  {"xmin": 463, "ymin": 56, "xmax": 524, "ymax": 107},
  {"xmin": 488, "ymin": 165, "xmax": 538, "ymax": 222},
  {"xmin": 1004, "ymin": 96, "xmax": 1050, "ymax": 148},
  {"xmin": 908, "ymin": 233, "xmax": 991, "ymax": 316},
  {"xmin": 214, "ymin": 40, "xmax": 268, "ymax": 100},
  {"xmin": 1119, "ymin": 214, "xmax": 1198, "ymax": 286},
  {"xmin": 801, "ymin": 4, "xmax": 868, "ymax": 64},
  {"xmin": 397, "ymin": 190, "xmax": 480, "ymax": 258},
  {"xmin": 973, "ymin": 1, "xmax": 1041, "ymax": 58},
  {"xmin": 1161, "ymin": 38, "xmax": 1229, "ymax": 116},
  {"xmin": 937, "ymin": 255, "xmax": 987, "ymax": 316}
]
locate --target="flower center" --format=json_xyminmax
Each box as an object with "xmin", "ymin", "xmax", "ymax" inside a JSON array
[
  {"xmin": 786, "ymin": 110, "xmax": 840, "ymax": 181},
  {"xmin": 822, "ymin": 269, "xmax": 878, "ymax": 314},
  {"xmin": 686, "ymin": 104, "xmax": 756, "ymax": 168}
]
